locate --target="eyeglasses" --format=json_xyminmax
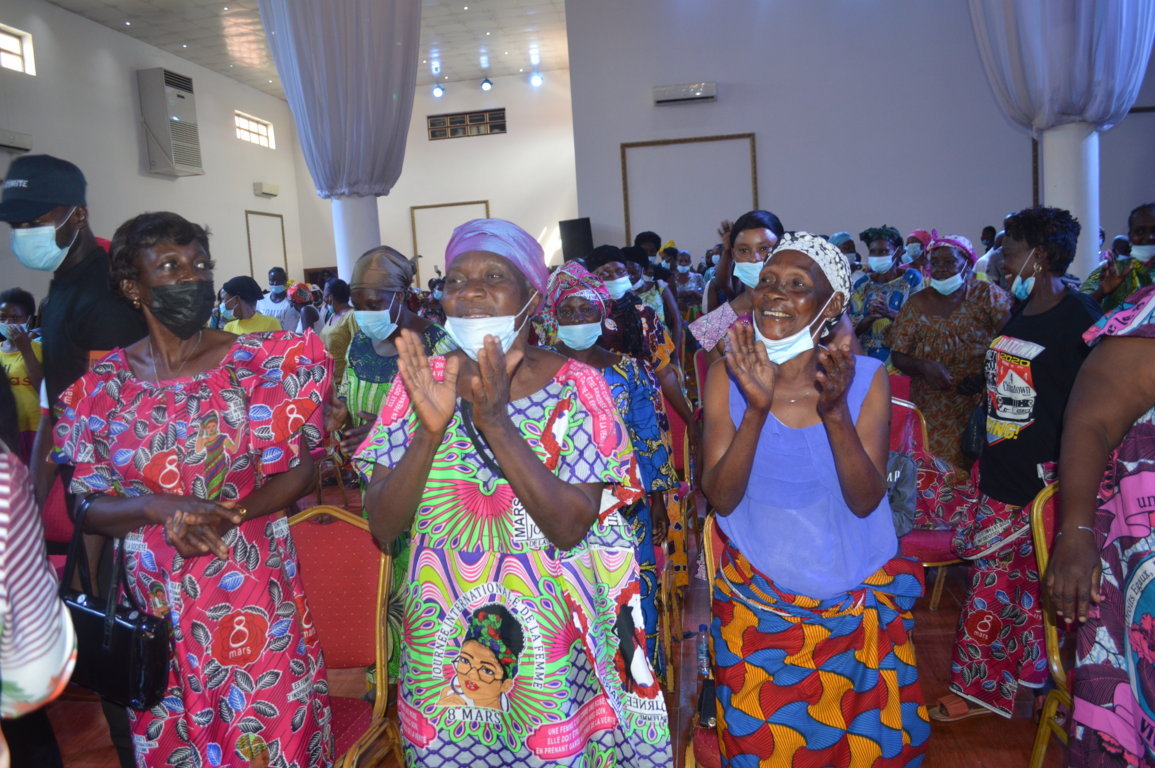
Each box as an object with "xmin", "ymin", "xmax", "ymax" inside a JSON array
[{"xmin": 453, "ymin": 654, "xmax": 500, "ymax": 683}]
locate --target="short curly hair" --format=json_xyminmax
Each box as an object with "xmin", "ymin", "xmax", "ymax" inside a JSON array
[
  {"xmin": 1003, "ymin": 206, "xmax": 1081, "ymax": 275},
  {"xmin": 858, "ymin": 226, "xmax": 903, "ymax": 249},
  {"xmin": 0, "ymin": 288, "xmax": 36, "ymax": 319},
  {"xmin": 109, "ymin": 212, "xmax": 211, "ymax": 298}
]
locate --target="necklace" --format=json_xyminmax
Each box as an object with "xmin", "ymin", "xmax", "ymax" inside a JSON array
[
  {"xmin": 784, "ymin": 390, "xmax": 813, "ymax": 404},
  {"xmin": 149, "ymin": 330, "xmax": 203, "ymax": 382}
]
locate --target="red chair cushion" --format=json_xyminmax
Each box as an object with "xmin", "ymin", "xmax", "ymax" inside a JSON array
[
  {"xmin": 889, "ymin": 374, "xmax": 911, "ymax": 401},
  {"xmin": 901, "ymin": 529, "xmax": 956, "ymax": 564},
  {"xmin": 330, "ymin": 696, "xmax": 372, "ymax": 757},
  {"xmin": 41, "ymin": 476, "xmax": 73, "ymax": 544},
  {"xmin": 692, "ymin": 724, "xmax": 723, "ymax": 768}
]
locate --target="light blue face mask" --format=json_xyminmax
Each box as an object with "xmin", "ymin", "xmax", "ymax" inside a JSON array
[
  {"xmin": 219, "ymin": 303, "xmax": 236, "ymax": 322},
  {"xmin": 0, "ymin": 323, "xmax": 28, "ymax": 341},
  {"xmin": 677, "ymin": 264, "xmax": 691, "ymax": 274},
  {"xmin": 751, "ymin": 294, "xmax": 834, "ymax": 365},
  {"xmin": 603, "ymin": 276, "xmax": 632, "ymax": 299},
  {"xmin": 269, "ymin": 284, "xmax": 287, "ymax": 295},
  {"xmin": 444, "ymin": 292, "xmax": 538, "ymax": 361},
  {"xmin": 10, "ymin": 207, "xmax": 78, "ymax": 271},
  {"xmin": 1010, "ymin": 248, "xmax": 1037, "ymax": 301},
  {"xmin": 354, "ymin": 294, "xmax": 399, "ymax": 341},
  {"xmin": 902, "ymin": 243, "xmax": 922, "ymax": 265},
  {"xmin": 867, "ymin": 255, "xmax": 894, "ymax": 274},
  {"xmin": 733, "ymin": 261, "xmax": 763, "ymax": 288},
  {"xmin": 930, "ymin": 272, "xmax": 965, "ymax": 296},
  {"xmin": 557, "ymin": 321, "xmax": 602, "ymax": 351}
]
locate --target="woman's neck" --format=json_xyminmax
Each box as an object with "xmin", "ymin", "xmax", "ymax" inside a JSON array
[
  {"xmin": 236, "ymin": 302, "xmax": 256, "ymax": 320},
  {"xmin": 1024, "ymin": 275, "xmax": 1068, "ymax": 315}
]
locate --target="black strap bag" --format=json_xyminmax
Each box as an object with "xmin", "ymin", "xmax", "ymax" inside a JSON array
[{"xmin": 59, "ymin": 495, "xmax": 171, "ymax": 710}]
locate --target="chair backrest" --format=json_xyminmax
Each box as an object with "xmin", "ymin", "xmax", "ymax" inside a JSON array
[
  {"xmin": 888, "ymin": 373, "xmax": 912, "ymax": 401},
  {"xmin": 693, "ymin": 349, "xmax": 710, "ymax": 405},
  {"xmin": 890, "ymin": 397, "xmax": 930, "ymax": 454},
  {"xmin": 703, "ymin": 512, "xmax": 723, "ymax": 599},
  {"xmin": 1029, "ymin": 483, "xmax": 1067, "ymax": 691},
  {"xmin": 289, "ymin": 505, "xmax": 389, "ymax": 715},
  {"xmin": 663, "ymin": 395, "xmax": 690, "ymax": 481},
  {"xmin": 41, "ymin": 475, "xmax": 73, "ymax": 544}
]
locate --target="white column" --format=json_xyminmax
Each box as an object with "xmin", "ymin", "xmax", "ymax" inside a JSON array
[
  {"xmin": 1040, "ymin": 122, "xmax": 1100, "ymax": 279},
  {"xmin": 330, "ymin": 196, "xmax": 381, "ymax": 280}
]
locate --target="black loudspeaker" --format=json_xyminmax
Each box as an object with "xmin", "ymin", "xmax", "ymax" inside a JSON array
[{"xmin": 559, "ymin": 217, "xmax": 594, "ymax": 263}]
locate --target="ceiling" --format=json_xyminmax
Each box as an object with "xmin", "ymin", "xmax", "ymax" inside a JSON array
[{"xmin": 44, "ymin": 0, "xmax": 569, "ymax": 99}]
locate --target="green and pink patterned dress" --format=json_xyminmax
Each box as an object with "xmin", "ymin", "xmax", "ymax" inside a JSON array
[{"xmin": 354, "ymin": 356, "xmax": 672, "ymax": 767}]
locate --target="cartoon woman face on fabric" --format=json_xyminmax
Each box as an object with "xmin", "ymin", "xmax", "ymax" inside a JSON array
[{"xmin": 439, "ymin": 604, "xmax": 524, "ymax": 710}]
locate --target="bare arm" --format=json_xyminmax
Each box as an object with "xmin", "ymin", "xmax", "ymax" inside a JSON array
[
  {"xmin": 818, "ymin": 352, "xmax": 890, "ymax": 516},
  {"xmin": 1047, "ymin": 336, "xmax": 1155, "ymax": 621},
  {"xmin": 661, "ymin": 285, "xmax": 683, "ymax": 360}
]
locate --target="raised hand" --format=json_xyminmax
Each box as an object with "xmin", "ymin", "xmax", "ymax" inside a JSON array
[
  {"xmin": 323, "ymin": 391, "xmax": 349, "ymax": 436},
  {"xmin": 396, "ymin": 327, "xmax": 460, "ymax": 436},
  {"xmin": 815, "ymin": 345, "xmax": 856, "ymax": 418},
  {"xmin": 1099, "ymin": 257, "xmax": 1131, "ymax": 296},
  {"xmin": 468, "ymin": 336, "xmax": 524, "ymax": 431},
  {"xmin": 724, "ymin": 323, "xmax": 776, "ymax": 413}
]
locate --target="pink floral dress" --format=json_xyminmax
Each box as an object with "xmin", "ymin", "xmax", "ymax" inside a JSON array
[{"xmin": 53, "ymin": 331, "xmax": 335, "ymax": 768}]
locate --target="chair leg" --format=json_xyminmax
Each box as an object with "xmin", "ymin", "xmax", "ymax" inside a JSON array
[
  {"xmin": 1028, "ymin": 691, "xmax": 1063, "ymax": 768},
  {"xmin": 929, "ymin": 564, "xmax": 949, "ymax": 611}
]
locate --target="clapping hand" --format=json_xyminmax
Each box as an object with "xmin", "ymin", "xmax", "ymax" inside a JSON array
[
  {"xmin": 724, "ymin": 324, "xmax": 776, "ymax": 413},
  {"xmin": 396, "ymin": 328, "xmax": 461, "ymax": 436},
  {"xmin": 467, "ymin": 336, "xmax": 524, "ymax": 431},
  {"xmin": 815, "ymin": 346, "xmax": 855, "ymax": 418}
]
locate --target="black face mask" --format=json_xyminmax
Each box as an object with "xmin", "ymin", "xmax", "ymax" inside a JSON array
[{"xmin": 149, "ymin": 281, "xmax": 216, "ymax": 339}]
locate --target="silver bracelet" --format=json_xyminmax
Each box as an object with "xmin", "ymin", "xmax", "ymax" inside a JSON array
[{"xmin": 1056, "ymin": 525, "xmax": 1095, "ymax": 537}]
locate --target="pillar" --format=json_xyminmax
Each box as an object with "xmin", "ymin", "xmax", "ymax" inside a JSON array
[
  {"xmin": 331, "ymin": 196, "xmax": 381, "ymax": 280},
  {"xmin": 1040, "ymin": 122, "xmax": 1100, "ymax": 279}
]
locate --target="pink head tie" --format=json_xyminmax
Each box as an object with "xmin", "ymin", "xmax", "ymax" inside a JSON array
[
  {"xmin": 908, "ymin": 229, "xmax": 932, "ymax": 248},
  {"xmin": 444, "ymin": 218, "xmax": 548, "ymax": 297},
  {"xmin": 927, "ymin": 230, "xmax": 976, "ymax": 264}
]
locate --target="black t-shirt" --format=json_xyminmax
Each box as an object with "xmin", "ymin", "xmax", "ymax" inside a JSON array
[
  {"xmin": 979, "ymin": 289, "xmax": 1102, "ymax": 506},
  {"xmin": 40, "ymin": 245, "xmax": 148, "ymax": 407}
]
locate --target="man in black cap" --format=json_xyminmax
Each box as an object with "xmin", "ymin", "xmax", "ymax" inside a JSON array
[
  {"xmin": 0, "ymin": 154, "xmax": 143, "ymax": 768},
  {"xmin": 1, "ymin": 155, "xmax": 146, "ymax": 415}
]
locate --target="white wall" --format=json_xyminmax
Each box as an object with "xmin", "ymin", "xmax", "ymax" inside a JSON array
[
  {"xmin": 565, "ymin": 0, "xmax": 1155, "ymax": 259},
  {"xmin": 378, "ymin": 69, "xmax": 577, "ymax": 277},
  {"xmin": 0, "ymin": 0, "xmax": 310, "ymax": 301}
]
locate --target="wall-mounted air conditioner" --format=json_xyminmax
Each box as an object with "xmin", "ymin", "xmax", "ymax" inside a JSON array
[
  {"xmin": 138, "ymin": 68, "xmax": 205, "ymax": 177},
  {"xmin": 653, "ymin": 81, "xmax": 717, "ymax": 106}
]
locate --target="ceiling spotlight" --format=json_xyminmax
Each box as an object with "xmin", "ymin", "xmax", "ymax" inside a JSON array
[
  {"xmin": 529, "ymin": 71, "xmax": 544, "ymax": 87},
  {"xmin": 124, "ymin": 20, "xmax": 132, "ymax": 26},
  {"xmin": 432, "ymin": 83, "xmax": 445, "ymax": 97},
  {"xmin": 480, "ymin": 77, "xmax": 493, "ymax": 92}
]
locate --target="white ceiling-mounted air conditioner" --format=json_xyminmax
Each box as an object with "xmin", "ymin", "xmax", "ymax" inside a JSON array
[
  {"xmin": 653, "ymin": 81, "xmax": 717, "ymax": 106},
  {"xmin": 138, "ymin": 68, "xmax": 205, "ymax": 177}
]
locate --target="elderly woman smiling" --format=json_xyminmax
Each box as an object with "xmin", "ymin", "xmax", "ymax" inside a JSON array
[
  {"xmin": 701, "ymin": 233, "xmax": 929, "ymax": 766},
  {"xmin": 354, "ymin": 219, "xmax": 671, "ymax": 766}
]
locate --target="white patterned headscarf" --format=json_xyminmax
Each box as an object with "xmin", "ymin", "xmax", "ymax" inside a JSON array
[{"xmin": 767, "ymin": 232, "xmax": 852, "ymax": 306}]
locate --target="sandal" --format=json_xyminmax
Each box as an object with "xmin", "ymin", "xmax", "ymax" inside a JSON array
[{"xmin": 929, "ymin": 693, "xmax": 995, "ymax": 722}]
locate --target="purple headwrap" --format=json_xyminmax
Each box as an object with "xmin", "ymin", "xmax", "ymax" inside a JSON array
[
  {"xmin": 444, "ymin": 218, "xmax": 548, "ymax": 297},
  {"xmin": 927, "ymin": 230, "xmax": 976, "ymax": 264}
]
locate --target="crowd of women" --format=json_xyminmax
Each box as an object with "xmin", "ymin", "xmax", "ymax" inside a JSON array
[{"xmin": 2, "ymin": 197, "xmax": 1155, "ymax": 768}]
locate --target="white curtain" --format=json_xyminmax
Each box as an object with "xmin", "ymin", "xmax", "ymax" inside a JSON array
[
  {"xmin": 968, "ymin": 0, "xmax": 1155, "ymax": 135},
  {"xmin": 257, "ymin": 0, "xmax": 422, "ymax": 198}
]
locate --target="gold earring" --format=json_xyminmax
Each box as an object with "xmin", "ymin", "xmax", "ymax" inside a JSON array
[{"xmin": 131, "ymin": 297, "xmax": 142, "ymax": 310}]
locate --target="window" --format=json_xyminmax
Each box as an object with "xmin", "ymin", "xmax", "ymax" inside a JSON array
[
  {"xmin": 427, "ymin": 109, "xmax": 506, "ymax": 141},
  {"xmin": 235, "ymin": 111, "xmax": 275, "ymax": 149},
  {"xmin": 0, "ymin": 25, "xmax": 35, "ymax": 75}
]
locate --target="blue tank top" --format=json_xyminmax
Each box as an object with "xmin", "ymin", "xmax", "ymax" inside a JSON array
[{"xmin": 717, "ymin": 355, "xmax": 898, "ymax": 599}]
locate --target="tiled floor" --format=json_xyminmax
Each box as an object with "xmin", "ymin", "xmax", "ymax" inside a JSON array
[{"xmin": 47, "ymin": 488, "xmax": 1063, "ymax": 767}]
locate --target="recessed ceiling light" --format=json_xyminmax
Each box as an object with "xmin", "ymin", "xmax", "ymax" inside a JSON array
[
  {"xmin": 463, "ymin": 4, "xmax": 468, "ymax": 8},
  {"xmin": 124, "ymin": 20, "xmax": 132, "ymax": 26},
  {"xmin": 223, "ymin": 5, "xmax": 229, "ymax": 9},
  {"xmin": 529, "ymin": 71, "xmax": 543, "ymax": 87},
  {"xmin": 181, "ymin": 44, "xmax": 188, "ymax": 48},
  {"xmin": 268, "ymin": 79, "xmax": 273, "ymax": 83},
  {"xmin": 519, "ymin": 68, "xmax": 523, "ymax": 72},
  {"xmin": 504, "ymin": 51, "xmax": 509, "ymax": 55},
  {"xmin": 485, "ymin": 32, "xmax": 490, "ymax": 35}
]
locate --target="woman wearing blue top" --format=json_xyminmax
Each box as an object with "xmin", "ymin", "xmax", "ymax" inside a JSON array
[{"xmin": 701, "ymin": 233, "xmax": 930, "ymax": 767}]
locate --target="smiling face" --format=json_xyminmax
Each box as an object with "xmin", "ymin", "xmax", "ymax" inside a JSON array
[
  {"xmin": 1131, "ymin": 206, "xmax": 1155, "ymax": 247},
  {"xmin": 752, "ymin": 250, "xmax": 838, "ymax": 341},
  {"xmin": 732, "ymin": 228, "xmax": 779, "ymax": 264},
  {"xmin": 442, "ymin": 250, "xmax": 535, "ymax": 321},
  {"xmin": 452, "ymin": 640, "xmax": 514, "ymax": 708},
  {"xmin": 1000, "ymin": 234, "xmax": 1040, "ymax": 282}
]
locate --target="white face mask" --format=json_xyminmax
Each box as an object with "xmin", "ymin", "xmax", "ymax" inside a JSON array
[
  {"xmin": 10, "ymin": 207, "xmax": 78, "ymax": 272},
  {"xmin": 733, "ymin": 261, "xmax": 763, "ymax": 288},
  {"xmin": 1131, "ymin": 244, "xmax": 1155, "ymax": 262},
  {"xmin": 604, "ymin": 276, "xmax": 632, "ymax": 299},
  {"xmin": 751, "ymin": 294, "xmax": 834, "ymax": 365},
  {"xmin": 677, "ymin": 264, "xmax": 691, "ymax": 273},
  {"xmin": 556, "ymin": 321, "xmax": 602, "ymax": 351},
  {"xmin": 902, "ymin": 243, "xmax": 922, "ymax": 264},
  {"xmin": 444, "ymin": 292, "xmax": 538, "ymax": 361},
  {"xmin": 867, "ymin": 255, "xmax": 894, "ymax": 274},
  {"xmin": 930, "ymin": 272, "xmax": 965, "ymax": 296}
]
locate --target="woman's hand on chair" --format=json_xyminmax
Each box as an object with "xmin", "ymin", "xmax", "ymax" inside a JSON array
[
  {"xmin": 1045, "ymin": 530, "xmax": 1102, "ymax": 624},
  {"xmin": 397, "ymin": 328, "xmax": 460, "ymax": 437},
  {"xmin": 724, "ymin": 324, "xmax": 776, "ymax": 413}
]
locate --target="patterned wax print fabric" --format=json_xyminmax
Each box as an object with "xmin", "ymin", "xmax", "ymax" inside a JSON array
[
  {"xmin": 602, "ymin": 355, "xmax": 678, "ymax": 675},
  {"xmin": 340, "ymin": 322, "xmax": 455, "ymax": 682},
  {"xmin": 1070, "ymin": 285, "xmax": 1155, "ymax": 767},
  {"xmin": 711, "ymin": 532, "xmax": 930, "ymax": 767},
  {"xmin": 888, "ymin": 278, "xmax": 1013, "ymax": 472},
  {"xmin": 353, "ymin": 357, "xmax": 672, "ymax": 767},
  {"xmin": 688, "ymin": 302, "xmax": 753, "ymax": 356},
  {"xmin": 53, "ymin": 331, "xmax": 336, "ymax": 768},
  {"xmin": 599, "ymin": 302, "xmax": 675, "ymax": 374},
  {"xmin": 848, "ymin": 268, "xmax": 923, "ymax": 370},
  {"xmin": 1081, "ymin": 257, "xmax": 1154, "ymax": 313},
  {"xmin": 637, "ymin": 283, "xmax": 668, "ymax": 327}
]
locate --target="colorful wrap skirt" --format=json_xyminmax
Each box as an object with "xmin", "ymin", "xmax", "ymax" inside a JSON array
[{"xmin": 711, "ymin": 537, "xmax": 930, "ymax": 767}]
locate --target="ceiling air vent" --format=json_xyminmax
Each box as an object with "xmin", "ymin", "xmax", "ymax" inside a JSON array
[
  {"xmin": 427, "ymin": 109, "xmax": 506, "ymax": 141},
  {"xmin": 137, "ymin": 67, "xmax": 205, "ymax": 177}
]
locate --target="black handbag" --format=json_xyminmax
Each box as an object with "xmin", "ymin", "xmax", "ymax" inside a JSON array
[
  {"xmin": 961, "ymin": 398, "xmax": 987, "ymax": 460},
  {"xmin": 59, "ymin": 495, "xmax": 171, "ymax": 710}
]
